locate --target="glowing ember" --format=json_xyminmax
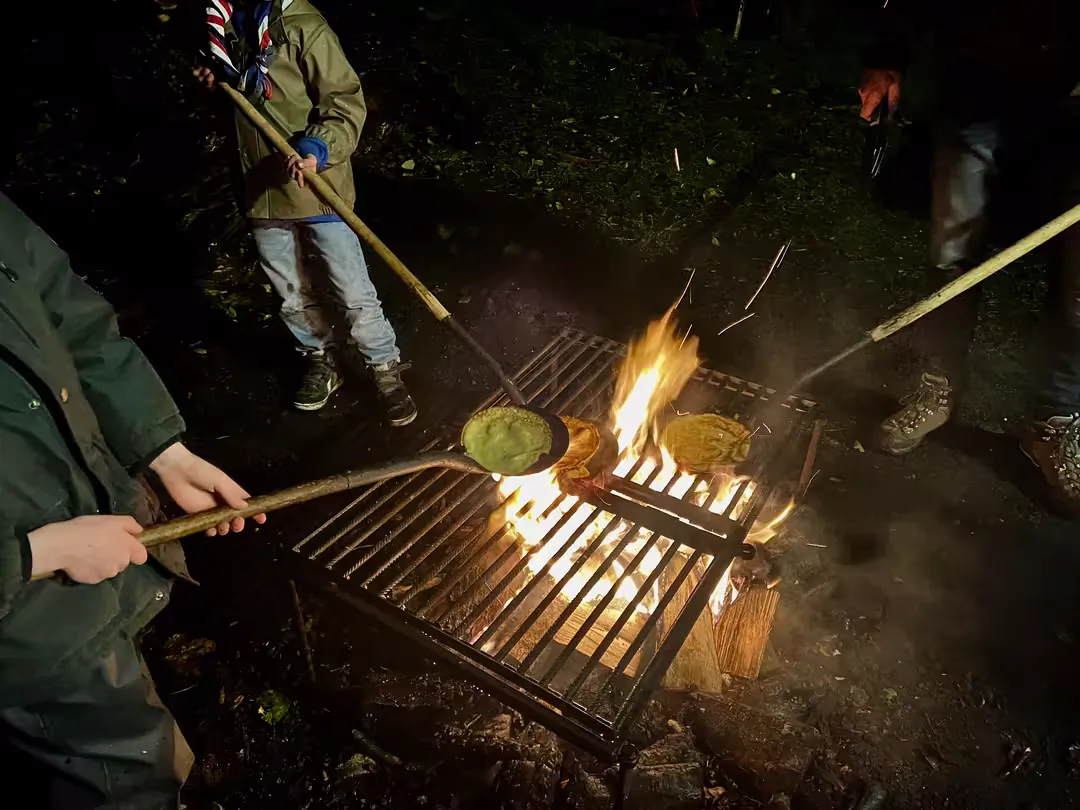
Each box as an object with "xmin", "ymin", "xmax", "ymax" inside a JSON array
[{"xmin": 490, "ymin": 307, "xmax": 792, "ymax": 649}]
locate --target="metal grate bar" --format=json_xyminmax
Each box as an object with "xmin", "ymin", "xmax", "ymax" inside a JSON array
[
  {"xmin": 290, "ymin": 327, "xmax": 820, "ymax": 759},
  {"xmin": 563, "ymin": 539, "xmax": 686, "ymax": 701},
  {"xmin": 329, "ymin": 470, "xmax": 454, "ymax": 568},
  {"xmin": 539, "ymin": 527, "xmax": 664, "ymax": 689},
  {"xmin": 473, "ymin": 503, "xmax": 605, "ymax": 649},
  {"xmin": 511, "ymin": 457, "xmax": 656, "ymax": 673},
  {"xmin": 408, "ymin": 513, "xmax": 514, "ymax": 618},
  {"xmin": 447, "ymin": 492, "xmax": 575, "ymax": 635},
  {"xmin": 359, "ymin": 474, "xmax": 492, "ymax": 588},
  {"xmin": 381, "ymin": 483, "xmax": 500, "ymax": 597},
  {"xmin": 589, "ymin": 550, "xmax": 707, "ymax": 707},
  {"xmin": 493, "ymin": 510, "xmax": 625, "ymax": 664}
]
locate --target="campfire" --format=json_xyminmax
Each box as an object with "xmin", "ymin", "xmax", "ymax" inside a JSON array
[
  {"xmin": 474, "ymin": 311, "xmax": 794, "ymax": 677},
  {"xmin": 294, "ymin": 323, "xmax": 819, "ymax": 758}
]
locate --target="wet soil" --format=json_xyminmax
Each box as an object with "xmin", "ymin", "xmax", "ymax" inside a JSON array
[{"xmin": 7, "ymin": 1, "xmax": 1080, "ymax": 808}]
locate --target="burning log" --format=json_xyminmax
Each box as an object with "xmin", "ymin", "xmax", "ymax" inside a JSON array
[
  {"xmin": 660, "ymin": 563, "xmax": 724, "ymax": 693},
  {"xmin": 713, "ymin": 585, "xmax": 779, "ymax": 680}
]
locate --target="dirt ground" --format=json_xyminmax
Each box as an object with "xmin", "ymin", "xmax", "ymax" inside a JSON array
[{"xmin": 6, "ymin": 1, "xmax": 1080, "ymax": 807}]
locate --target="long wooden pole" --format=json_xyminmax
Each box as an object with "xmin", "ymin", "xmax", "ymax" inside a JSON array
[
  {"xmin": 30, "ymin": 453, "xmax": 487, "ymax": 581},
  {"xmin": 220, "ymin": 84, "xmax": 527, "ymax": 405},
  {"xmin": 868, "ymin": 201, "xmax": 1080, "ymax": 343},
  {"xmin": 788, "ymin": 200, "xmax": 1080, "ymax": 393},
  {"xmin": 221, "ymin": 84, "xmax": 450, "ymax": 320}
]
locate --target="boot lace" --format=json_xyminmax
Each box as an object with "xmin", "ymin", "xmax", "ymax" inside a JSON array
[
  {"xmin": 373, "ymin": 361, "xmax": 412, "ymax": 397},
  {"xmin": 1040, "ymin": 415, "xmax": 1080, "ymax": 496},
  {"xmin": 887, "ymin": 375, "xmax": 953, "ymax": 434}
]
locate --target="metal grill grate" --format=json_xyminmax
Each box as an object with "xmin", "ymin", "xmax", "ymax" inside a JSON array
[{"xmin": 291, "ymin": 328, "xmax": 818, "ymax": 758}]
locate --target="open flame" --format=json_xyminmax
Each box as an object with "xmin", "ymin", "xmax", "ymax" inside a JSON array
[{"xmin": 487, "ymin": 308, "xmax": 791, "ymax": 650}]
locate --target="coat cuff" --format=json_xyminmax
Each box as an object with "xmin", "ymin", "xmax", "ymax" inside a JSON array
[
  {"xmin": 17, "ymin": 530, "xmax": 32, "ymax": 584},
  {"xmin": 129, "ymin": 432, "xmax": 185, "ymax": 476},
  {"xmin": 294, "ymin": 136, "xmax": 330, "ymax": 170}
]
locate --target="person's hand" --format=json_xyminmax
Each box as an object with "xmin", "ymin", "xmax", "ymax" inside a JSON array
[
  {"xmin": 149, "ymin": 443, "xmax": 266, "ymax": 536},
  {"xmin": 193, "ymin": 65, "xmax": 216, "ymax": 89},
  {"xmin": 287, "ymin": 154, "xmax": 319, "ymax": 188},
  {"xmin": 29, "ymin": 515, "xmax": 147, "ymax": 584},
  {"xmin": 858, "ymin": 69, "xmax": 901, "ymax": 121}
]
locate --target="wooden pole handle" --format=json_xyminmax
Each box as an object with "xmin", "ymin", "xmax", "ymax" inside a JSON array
[
  {"xmin": 220, "ymin": 84, "xmax": 451, "ymax": 322},
  {"xmin": 31, "ymin": 453, "xmax": 486, "ymax": 580},
  {"xmin": 869, "ymin": 201, "xmax": 1080, "ymax": 343}
]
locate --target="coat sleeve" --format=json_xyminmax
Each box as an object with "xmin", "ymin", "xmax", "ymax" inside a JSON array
[
  {"xmin": 299, "ymin": 23, "xmax": 367, "ymax": 165},
  {"xmin": 0, "ymin": 524, "xmax": 32, "ymax": 620},
  {"xmin": 12, "ymin": 203, "xmax": 186, "ymax": 470}
]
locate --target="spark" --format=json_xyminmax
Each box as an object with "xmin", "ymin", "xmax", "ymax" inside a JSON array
[
  {"xmin": 744, "ymin": 239, "xmax": 791, "ymax": 310},
  {"xmin": 672, "ymin": 267, "xmax": 696, "ymax": 312},
  {"xmin": 717, "ymin": 311, "xmax": 755, "ymax": 336}
]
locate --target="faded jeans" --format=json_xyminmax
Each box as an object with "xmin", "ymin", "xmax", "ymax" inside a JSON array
[
  {"xmin": 917, "ymin": 102, "xmax": 1080, "ymax": 417},
  {"xmin": 253, "ymin": 220, "xmax": 400, "ymax": 366}
]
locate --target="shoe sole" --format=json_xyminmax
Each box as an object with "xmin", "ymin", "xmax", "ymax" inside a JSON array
[
  {"xmin": 293, "ymin": 377, "xmax": 344, "ymax": 412},
  {"xmin": 877, "ymin": 439, "xmax": 924, "ymax": 457},
  {"xmin": 388, "ymin": 409, "xmax": 418, "ymax": 428}
]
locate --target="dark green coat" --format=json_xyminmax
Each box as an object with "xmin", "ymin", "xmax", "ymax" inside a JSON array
[{"xmin": 0, "ymin": 192, "xmax": 186, "ymax": 707}]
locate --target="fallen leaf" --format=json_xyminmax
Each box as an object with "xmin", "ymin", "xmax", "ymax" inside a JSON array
[
  {"xmin": 771, "ymin": 87, "xmax": 781, "ymax": 95},
  {"xmin": 401, "ymin": 159, "xmax": 416, "ymax": 171},
  {"xmin": 706, "ymin": 156, "xmax": 716, "ymax": 166},
  {"xmin": 339, "ymin": 753, "xmax": 378, "ymax": 778},
  {"xmin": 704, "ymin": 785, "xmax": 726, "ymax": 799}
]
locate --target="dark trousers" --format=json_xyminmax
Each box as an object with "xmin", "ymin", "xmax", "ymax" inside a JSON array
[
  {"xmin": 0, "ymin": 636, "xmax": 193, "ymax": 809},
  {"xmin": 918, "ymin": 99, "xmax": 1080, "ymax": 418}
]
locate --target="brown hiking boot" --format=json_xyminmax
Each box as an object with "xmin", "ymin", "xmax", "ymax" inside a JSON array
[
  {"xmin": 1021, "ymin": 415, "xmax": 1080, "ymax": 518},
  {"xmin": 876, "ymin": 373, "xmax": 955, "ymax": 455}
]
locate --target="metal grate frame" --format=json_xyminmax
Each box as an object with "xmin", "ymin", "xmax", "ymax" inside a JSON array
[{"xmin": 290, "ymin": 328, "xmax": 818, "ymax": 759}]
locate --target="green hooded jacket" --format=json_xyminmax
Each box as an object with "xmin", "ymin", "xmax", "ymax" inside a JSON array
[
  {"xmin": 233, "ymin": 0, "xmax": 367, "ymax": 220},
  {"xmin": 0, "ymin": 192, "xmax": 187, "ymax": 706}
]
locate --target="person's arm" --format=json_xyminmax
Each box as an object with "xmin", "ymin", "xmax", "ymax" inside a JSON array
[
  {"xmin": 3, "ymin": 197, "xmax": 185, "ymax": 470},
  {"xmin": 1, "ymin": 194, "xmax": 263, "ymax": 536},
  {"xmin": 858, "ymin": 0, "xmax": 927, "ymax": 119},
  {"xmin": 293, "ymin": 22, "xmax": 367, "ymax": 170}
]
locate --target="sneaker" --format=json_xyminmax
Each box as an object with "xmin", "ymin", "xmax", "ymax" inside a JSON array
[
  {"xmin": 293, "ymin": 351, "xmax": 342, "ymax": 411},
  {"xmin": 876, "ymin": 372, "xmax": 955, "ymax": 455},
  {"xmin": 373, "ymin": 360, "xmax": 418, "ymax": 427},
  {"xmin": 1021, "ymin": 415, "xmax": 1080, "ymax": 518}
]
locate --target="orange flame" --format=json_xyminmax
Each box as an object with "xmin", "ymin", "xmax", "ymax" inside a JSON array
[{"xmin": 493, "ymin": 310, "xmax": 791, "ymax": 643}]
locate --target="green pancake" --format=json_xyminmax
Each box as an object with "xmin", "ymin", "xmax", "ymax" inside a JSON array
[{"xmin": 461, "ymin": 406, "xmax": 554, "ymax": 476}]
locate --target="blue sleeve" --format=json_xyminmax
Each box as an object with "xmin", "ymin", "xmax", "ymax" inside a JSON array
[{"xmin": 293, "ymin": 136, "xmax": 330, "ymax": 170}]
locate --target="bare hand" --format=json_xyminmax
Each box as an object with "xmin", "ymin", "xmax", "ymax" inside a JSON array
[
  {"xmin": 858, "ymin": 69, "xmax": 901, "ymax": 121},
  {"xmin": 150, "ymin": 443, "xmax": 266, "ymax": 536},
  {"xmin": 287, "ymin": 154, "xmax": 319, "ymax": 188},
  {"xmin": 29, "ymin": 515, "xmax": 147, "ymax": 584},
  {"xmin": 193, "ymin": 65, "xmax": 216, "ymax": 89}
]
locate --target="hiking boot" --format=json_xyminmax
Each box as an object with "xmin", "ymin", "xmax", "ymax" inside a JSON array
[
  {"xmin": 876, "ymin": 373, "xmax": 955, "ymax": 455},
  {"xmin": 373, "ymin": 360, "xmax": 418, "ymax": 427},
  {"xmin": 293, "ymin": 351, "xmax": 342, "ymax": 411},
  {"xmin": 1021, "ymin": 415, "xmax": 1080, "ymax": 518}
]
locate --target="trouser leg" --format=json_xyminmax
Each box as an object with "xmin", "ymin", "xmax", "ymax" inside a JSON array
[
  {"xmin": 253, "ymin": 222, "xmax": 334, "ymax": 352},
  {"xmin": 0, "ymin": 635, "xmax": 193, "ymax": 810},
  {"xmin": 304, "ymin": 221, "xmax": 401, "ymax": 366},
  {"xmin": 919, "ymin": 120, "xmax": 1001, "ymax": 383},
  {"xmin": 1033, "ymin": 99, "xmax": 1080, "ymax": 418}
]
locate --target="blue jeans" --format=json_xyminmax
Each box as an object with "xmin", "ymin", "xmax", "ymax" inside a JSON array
[{"xmin": 252, "ymin": 220, "xmax": 400, "ymax": 366}]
